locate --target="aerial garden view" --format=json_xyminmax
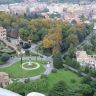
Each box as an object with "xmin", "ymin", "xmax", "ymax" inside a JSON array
[{"xmin": 0, "ymin": 8, "xmax": 96, "ymax": 96}]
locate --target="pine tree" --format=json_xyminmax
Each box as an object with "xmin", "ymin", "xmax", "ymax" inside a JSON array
[{"xmin": 48, "ymin": 81, "xmax": 68, "ymax": 96}]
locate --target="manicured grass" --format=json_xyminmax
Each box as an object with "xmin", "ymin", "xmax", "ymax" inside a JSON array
[
  {"xmin": 48, "ymin": 69, "xmax": 82, "ymax": 90},
  {"xmin": 0, "ymin": 60, "xmax": 46, "ymax": 78}
]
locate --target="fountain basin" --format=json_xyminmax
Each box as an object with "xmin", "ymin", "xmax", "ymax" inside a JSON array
[{"xmin": 22, "ymin": 62, "xmax": 40, "ymax": 70}]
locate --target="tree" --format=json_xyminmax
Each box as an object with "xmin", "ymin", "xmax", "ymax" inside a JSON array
[
  {"xmin": 91, "ymin": 34, "xmax": 96, "ymax": 49},
  {"xmin": 6, "ymin": 82, "xmax": 25, "ymax": 95},
  {"xmin": 67, "ymin": 34, "xmax": 79, "ymax": 47},
  {"xmin": 42, "ymin": 37, "xmax": 53, "ymax": 49},
  {"xmin": 81, "ymin": 76, "xmax": 92, "ymax": 84},
  {"xmin": 80, "ymin": 14, "xmax": 86, "ymax": 22},
  {"xmin": 6, "ymin": 79, "xmax": 48, "ymax": 95},
  {"xmin": 48, "ymin": 81, "xmax": 68, "ymax": 96},
  {"xmin": 84, "ymin": 66, "xmax": 90, "ymax": 73},
  {"xmin": 25, "ymin": 50, "xmax": 30, "ymax": 56},
  {"xmin": 90, "ymin": 81, "xmax": 96, "ymax": 92},
  {"xmin": 53, "ymin": 48, "xmax": 63, "ymax": 69},
  {"xmin": 22, "ymin": 43, "xmax": 31, "ymax": 49},
  {"xmin": 1, "ymin": 53, "xmax": 10, "ymax": 62},
  {"xmin": 79, "ymin": 84, "xmax": 92, "ymax": 96},
  {"xmin": 68, "ymin": 89, "xmax": 83, "ymax": 96},
  {"xmin": 25, "ymin": 79, "xmax": 48, "ymax": 93}
]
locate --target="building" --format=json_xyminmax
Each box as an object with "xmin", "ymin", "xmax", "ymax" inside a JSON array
[
  {"xmin": 9, "ymin": 4, "xmax": 28, "ymax": 16},
  {"xmin": 76, "ymin": 51, "xmax": 96, "ymax": 69},
  {"xmin": 93, "ymin": 23, "xmax": 96, "ymax": 33},
  {"xmin": 7, "ymin": 27, "xmax": 18, "ymax": 38},
  {"xmin": 0, "ymin": 27, "xmax": 7, "ymax": 39},
  {"xmin": 64, "ymin": 13, "xmax": 81, "ymax": 24},
  {"xmin": 0, "ymin": 88, "xmax": 22, "ymax": 96},
  {"xmin": 27, "ymin": 92, "xmax": 45, "ymax": 96},
  {"xmin": 0, "ymin": 72, "xmax": 10, "ymax": 87}
]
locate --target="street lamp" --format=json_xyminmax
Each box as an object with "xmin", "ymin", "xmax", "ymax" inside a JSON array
[{"xmin": 18, "ymin": 49, "xmax": 25, "ymax": 78}]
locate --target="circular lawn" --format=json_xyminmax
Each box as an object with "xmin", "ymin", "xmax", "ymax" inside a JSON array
[{"xmin": 0, "ymin": 60, "xmax": 46, "ymax": 78}]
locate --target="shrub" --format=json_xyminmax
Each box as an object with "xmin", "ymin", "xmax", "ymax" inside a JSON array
[
  {"xmin": 64, "ymin": 67, "xmax": 68, "ymax": 71},
  {"xmin": 48, "ymin": 80, "xmax": 68, "ymax": 96},
  {"xmin": 24, "ymin": 78, "xmax": 30, "ymax": 83},
  {"xmin": 40, "ymin": 74, "xmax": 48, "ymax": 79},
  {"xmin": 25, "ymin": 50, "xmax": 30, "ymax": 56},
  {"xmin": 26, "ymin": 79, "xmax": 48, "ymax": 93},
  {"xmin": 51, "ymin": 68, "xmax": 57, "ymax": 73},
  {"xmin": 0, "ymin": 53, "xmax": 10, "ymax": 62},
  {"xmin": 53, "ymin": 52, "xmax": 63, "ymax": 69},
  {"xmin": 6, "ymin": 82, "xmax": 25, "ymax": 95},
  {"xmin": 6, "ymin": 79, "xmax": 48, "ymax": 94},
  {"xmin": 70, "ymin": 79, "xmax": 76, "ymax": 83},
  {"xmin": 22, "ymin": 43, "xmax": 31, "ymax": 49}
]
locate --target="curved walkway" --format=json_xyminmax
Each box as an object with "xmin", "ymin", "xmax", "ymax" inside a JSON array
[
  {"xmin": 0, "ymin": 56, "xmax": 53, "ymax": 82},
  {"xmin": 0, "ymin": 42, "xmax": 53, "ymax": 82}
]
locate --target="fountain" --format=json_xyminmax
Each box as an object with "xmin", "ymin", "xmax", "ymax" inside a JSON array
[
  {"xmin": 28, "ymin": 57, "xmax": 32, "ymax": 66},
  {"xmin": 22, "ymin": 57, "xmax": 40, "ymax": 70}
]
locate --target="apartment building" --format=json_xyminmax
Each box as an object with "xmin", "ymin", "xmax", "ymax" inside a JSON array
[
  {"xmin": 76, "ymin": 51, "xmax": 96, "ymax": 69},
  {"xmin": 0, "ymin": 27, "xmax": 7, "ymax": 39}
]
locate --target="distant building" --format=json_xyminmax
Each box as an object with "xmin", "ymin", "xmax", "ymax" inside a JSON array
[
  {"xmin": 64, "ymin": 13, "xmax": 82, "ymax": 24},
  {"xmin": 7, "ymin": 27, "xmax": 19, "ymax": 38},
  {"xmin": 92, "ymin": 15, "xmax": 96, "ymax": 20},
  {"xmin": 0, "ymin": 27, "xmax": 7, "ymax": 39},
  {"xmin": 76, "ymin": 51, "xmax": 96, "ymax": 69},
  {"xmin": 0, "ymin": 72, "xmax": 10, "ymax": 87},
  {"xmin": 9, "ymin": 4, "xmax": 28, "ymax": 16},
  {"xmin": 41, "ymin": 13, "xmax": 49, "ymax": 19}
]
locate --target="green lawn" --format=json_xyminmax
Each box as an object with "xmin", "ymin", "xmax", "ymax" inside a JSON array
[
  {"xmin": 48, "ymin": 69, "xmax": 82, "ymax": 90},
  {"xmin": 0, "ymin": 60, "xmax": 46, "ymax": 78}
]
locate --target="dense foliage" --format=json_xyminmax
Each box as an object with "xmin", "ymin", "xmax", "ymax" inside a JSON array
[
  {"xmin": 0, "ymin": 12, "xmax": 93, "ymax": 54},
  {"xmin": 53, "ymin": 48, "xmax": 63, "ymax": 69},
  {"xmin": 6, "ymin": 79, "xmax": 48, "ymax": 95},
  {"xmin": 0, "ymin": 53, "xmax": 10, "ymax": 64},
  {"xmin": 48, "ymin": 81, "xmax": 68, "ymax": 96}
]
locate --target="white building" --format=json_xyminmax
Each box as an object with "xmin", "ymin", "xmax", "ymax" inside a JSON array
[
  {"xmin": 76, "ymin": 51, "xmax": 96, "ymax": 69},
  {"xmin": 9, "ymin": 4, "xmax": 28, "ymax": 16},
  {"xmin": 0, "ymin": 88, "xmax": 22, "ymax": 96},
  {"xmin": 27, "ymin": 92, "xmax": 45, "ymax": 96},
  {"xmin": 0, "ymin": 27, "xmax": 7, "ymax": 39},
  {"xmin": 93, "ymin": 23, "xmax": 96, "ymax": 32}
]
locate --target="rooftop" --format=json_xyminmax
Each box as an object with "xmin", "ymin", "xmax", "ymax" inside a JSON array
[
  {"xmin": 0, "ymin": 88, "xmax": 22, "ymax": 96},
  {"xmin": 27, "ymin": 92, "xmax": 45, "ymax": 96}
]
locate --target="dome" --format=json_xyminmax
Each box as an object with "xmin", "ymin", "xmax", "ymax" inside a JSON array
[{"xmin": 27, "ymin": 92, "xmax": 45, "ymax": 96}]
